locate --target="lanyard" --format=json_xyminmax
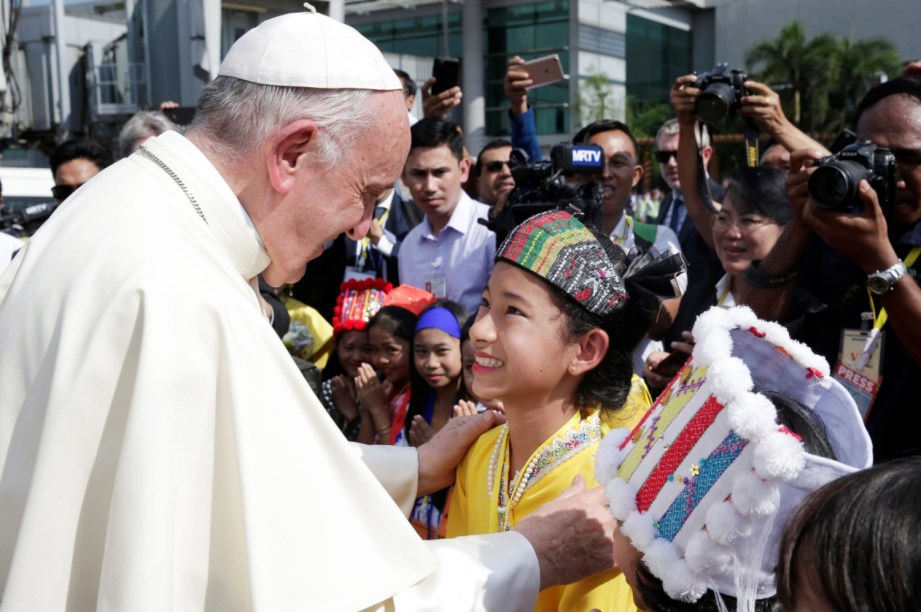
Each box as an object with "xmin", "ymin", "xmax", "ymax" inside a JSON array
[
  {"xmin": 612, "ymin": 215, "xmax": 633, "ymax": 248},
  {"xmin": 358, "ymin": 207, "xmax": 391, "ymax": 266},
  {"xmin": 856, "ymin": 246, "xmax": 921, "ymax": 369}
]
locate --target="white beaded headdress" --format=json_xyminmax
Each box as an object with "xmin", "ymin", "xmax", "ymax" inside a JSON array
[{"xmin": 595, "ymin": 306, "xmax": 872, "ymax": 608}]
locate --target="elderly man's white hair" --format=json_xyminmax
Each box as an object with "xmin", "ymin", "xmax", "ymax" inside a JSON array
[
  {"xmin": 118, "ymin": 111, "xmax": 179, "ymax": 159},
  {"xmin": 190, "ymin": 77, "xmax": 376, "ymax": 168},
  {"xmin": 656, "ymin": 117, "xmax": 711, "ymax": 149}
]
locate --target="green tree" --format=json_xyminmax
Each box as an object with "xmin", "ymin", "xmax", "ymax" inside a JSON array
[
  {"xmin": 827, "ymin": 37, "xmax": 902, "ymax": 129},
  {"xmin": 745, "ymin": 20, "xmax": 839, "ymax": 130},
  {"xmin": 745, "ymin": 20, "xmax": 902, "ymax": 133},
  {"xmin": 575, "ymin": 67, "xmax": 622, "ymax": 128}
]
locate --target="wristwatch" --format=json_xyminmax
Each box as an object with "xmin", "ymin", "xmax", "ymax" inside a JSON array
[{"xmin": 867, "ymin": 260, "xmax": 907, "ymax": 295}]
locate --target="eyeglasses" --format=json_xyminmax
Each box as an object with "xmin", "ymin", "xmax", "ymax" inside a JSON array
[
  {"xmin": 712, "ymin": 213, "xmax": 775, "ymax": 234},
  {"xmin": 484, "ymin": 160, "xmax": 511, "ymax": 173},
  {"xmin": 52, "ymin": 184, "xmax": 84, "ymax": 201},
  {"xmin": 654, "ymin": 150, "xmax": 678, "ymax": 164}
]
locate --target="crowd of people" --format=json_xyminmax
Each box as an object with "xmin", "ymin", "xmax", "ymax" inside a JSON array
[{"xmin": 1, "ymin": 7, "xmax": 920, "ymax": 611}]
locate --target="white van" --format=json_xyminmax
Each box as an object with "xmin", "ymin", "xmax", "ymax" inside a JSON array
[{"xmin": 1, "ymin": 166, "xmax": 56, "ymax": 213}]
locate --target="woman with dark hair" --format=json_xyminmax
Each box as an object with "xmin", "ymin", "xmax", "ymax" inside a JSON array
[
  {"xmin": 777, "ymin": 456, "xmax": 921, "ymax": 612},
  {"xmin": 645, "ymin": 166, "xmax": 792, "ymax": 392}
]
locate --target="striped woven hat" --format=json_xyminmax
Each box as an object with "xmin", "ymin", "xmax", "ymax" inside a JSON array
[
  {"xmin": 595, "ymin": 306, "xmax": 872, "ymax": 606},
  {"xmin": 496, "ymin": 209, "xmax": 627, "ymax": 316}
]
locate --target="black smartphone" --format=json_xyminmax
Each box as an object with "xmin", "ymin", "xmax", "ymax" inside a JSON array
[
  {"xmin": 163, "ymin": 106, "xmax": 196, "ymax": 125},
  {"xmin": 431, "ymin": 58, "xmax": 461, "ymax": 95},
  {"xmin": 656, "ymin": 349, "xmax": 690, "ymax": 374}
]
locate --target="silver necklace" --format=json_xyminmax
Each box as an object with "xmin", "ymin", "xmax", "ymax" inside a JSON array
[{"xmin": 137, "ymin": 146, "xmax": 208, "ymax": 224}]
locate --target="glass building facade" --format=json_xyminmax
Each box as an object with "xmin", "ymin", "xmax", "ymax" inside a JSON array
[
  {"xmin": 355, "ymin": 12, "xmax": 463, "ymax": 57},
  {"xmin": 483, "ymin": 0, "xmax": 570, "ymax": 137},
  {"xmin": 355, "ymin": 2, "xmax": 690, "ymax": 140},
  {"xmin": 625, "ymin": 13, "xmax": 691, "ymax": 104}
]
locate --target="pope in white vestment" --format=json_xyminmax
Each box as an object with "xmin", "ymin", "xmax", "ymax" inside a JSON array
[{"xmin": 0, "ymin": 133, "xmax": 539, "ymax": 611}]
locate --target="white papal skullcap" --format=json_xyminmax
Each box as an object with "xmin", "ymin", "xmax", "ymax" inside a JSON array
[{"xmin": 218, "ymin": 4, "xmax": 402, "ymax": 91}]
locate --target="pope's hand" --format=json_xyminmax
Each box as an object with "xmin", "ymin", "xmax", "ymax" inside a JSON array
[
  {"xmin": 514, "ymin": 476, "xmax": 617, "ymax": 591},
  {"xmin": 416, "ymin": 410, "xmax": 504, "ymax": 496}
]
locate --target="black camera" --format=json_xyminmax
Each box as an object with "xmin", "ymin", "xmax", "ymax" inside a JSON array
[
  {"xmin": 482, "ymin": 144, "xmax": 606, "ymax": 244},
  {"xmin": 0, "ymin": 201, "xmax": 58, "ymax": 237},
  {"xmin": 808, "ymin": 141, "xmax": 897, "ymax": 212},
  {"xmin": 694, "ymin": 63, "xmax": 748, "ymax": 124}
]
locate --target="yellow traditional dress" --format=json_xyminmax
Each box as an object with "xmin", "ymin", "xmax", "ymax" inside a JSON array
[{"xmin": 447, "ymin": 375, "xmax": 651, "ymax": 612}]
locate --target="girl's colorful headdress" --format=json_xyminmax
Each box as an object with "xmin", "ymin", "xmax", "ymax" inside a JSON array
[
  {"xmin": 496, "ymin": 209, "xmax": 627, "ymax": 316},
  {"xmin": 381, "ymin": 284, "xmax": 437, "ymax": 316},
  {"xmin": 332, "ymin": 278, "xmax": 392, "ymax": 336},
  {"xmin": 595, "ymin": 306, "xmax": 872, "ymax": 607}
]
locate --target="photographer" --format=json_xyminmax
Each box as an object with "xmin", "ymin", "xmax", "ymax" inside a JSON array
[
  {"xmin": 738, "ymin": 75, "xmax": 921, "ymax": 462},
  {"xmin": 668, "ymin": 74, "xmax": 827, "ymax": 254}
]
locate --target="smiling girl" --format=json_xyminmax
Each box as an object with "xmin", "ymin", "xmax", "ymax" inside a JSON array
[
  {"xmin": 446, "ymin": 207, "xmax": 684, "ymax": 611},
  {"xmin": 406, "ymin": 300, "xmax": 469, "ymax": 447},
  {"xmin": 403, "ymin": 300, "xmax": 469, "ymax": 539},
  {"xmin": 356, "ymin": 305, "xmax": 417, "ymax": 445}
]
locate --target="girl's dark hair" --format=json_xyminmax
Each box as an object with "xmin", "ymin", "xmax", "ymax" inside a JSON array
[
  {"xmin": 777, "ymin": 456, "xmax": 921, "ymax": 612},
  {"xmin": 632, "ymin": 392, "xmax": 838, "ymax": 612},
  {"xmin": 406, "ymin": 299, "xmax": 470, "ymax": 441},
  {"xmin": 547, "ymin": 272, "xmax": 633, "ymax": 415},
  {"xmin": 634, "ymin": 564, "xmax": 780, "ymax": 612},
  {"xmin": 723, "ymin": 166, "xmax": 792, "ymax": 225},
  {"xmin": 367, "ymin": 305, "xmax": 417, "ymax": 344}
]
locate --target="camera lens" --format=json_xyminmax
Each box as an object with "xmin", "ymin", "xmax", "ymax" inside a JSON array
[
  {"xmin": 808, "ymin": 160, "xmax": 868, "ymax": 210},
  {"xmin": 696, "ymin": 82, "xmax": 733, "ymax": 123}
]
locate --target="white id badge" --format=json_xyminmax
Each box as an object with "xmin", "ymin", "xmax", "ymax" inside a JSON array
[{"xmin": 424, "ymin": 274, "xmax": 447, "ymax": 298}]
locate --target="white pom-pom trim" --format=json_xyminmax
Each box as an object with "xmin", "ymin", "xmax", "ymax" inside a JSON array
[
  {"xmin": 685, "ymin": 530, "xmax": 733, "ymax": 575},
  {"xmin": 595, "ymin": 428, "xmax": 631, "ymax": 486},
  {"xmin": 621, "ymin": 510, "xmax": 657, "ymax": 549},
  {"xmin": 643, "ymin": 538, "xmax": 682, "ymax": 580},
  {"xmin": 663, "ymin": 561, "xmax": 709, "ymax": 603},
  {"xmin": 731, "ymin": 470, "xmax": 779, "ymax": 517},
  {"xmin": 752, "ymin": 430, "xmax": 805, "ymax": 481},
  {"xmin": 605, "ymin": 478, "xmax": 637, "ymax": 521},
  {"xmin": 726, "ymin": 392, "xmax": 778, "ymax": 442},
  {"xmin": 704, "ymin": 501, "xmax": 752, "ymax": 546},
  {"xmin": 708, "ymin": 357, "xmax": 753, "ymax": 404}
]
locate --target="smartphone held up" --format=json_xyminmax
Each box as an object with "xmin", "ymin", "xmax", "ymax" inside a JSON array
[
  {"xmin": 521, "ymin": 54, "xmax": 565, "ymax": 89},
  {"xmin": 431, "ymin": 57, "xmax": 461, "ymax": 95}
]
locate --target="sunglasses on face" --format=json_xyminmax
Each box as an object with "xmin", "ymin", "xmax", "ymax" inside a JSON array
[
  {"xmin": 484, "ymin": 160, "xmax": 511, "ymax": 173},
  {"xmin": 52, "ymin": 183, "xmax": 84, "ymax": 201},
  {"xmin": 654, "ymin": 150, "xmax": 678, "ymax": 164}
]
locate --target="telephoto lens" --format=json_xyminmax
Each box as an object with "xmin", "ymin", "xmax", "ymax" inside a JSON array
[
  {"xmin": 807, "ymin": 141, "xmax": 897, "ymax": 212},
  {"xmin": 696, "ymin": 81, "xmax": 734, "ymax": 123},
  {"xmin": 808, "ymin": 160, "xmax": 869, "ymax": 210}
]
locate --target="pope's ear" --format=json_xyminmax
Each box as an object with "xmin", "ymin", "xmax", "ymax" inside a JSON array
[{"xmin": 266, "ymin": 119, "xmax": 319, "ymax": 193}]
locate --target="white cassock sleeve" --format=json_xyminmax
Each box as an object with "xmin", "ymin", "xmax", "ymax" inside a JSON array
[{"xmin": 353, "ymin": 443, "xmax": 541, "ymax": 611}]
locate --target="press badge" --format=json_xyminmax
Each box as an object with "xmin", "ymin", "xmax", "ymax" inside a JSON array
[
  {"xmin": 833, "ymin": 328, "xmax": 884, "ymax": 421},
  {"xmin": 424, "ymin": 274, "xmax": 447, "ymax": 298}
]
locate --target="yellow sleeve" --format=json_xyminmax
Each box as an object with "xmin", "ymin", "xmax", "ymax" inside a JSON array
[{"xmin": 445, "ymin": 451, "xmax": 471, "ymax": 537}]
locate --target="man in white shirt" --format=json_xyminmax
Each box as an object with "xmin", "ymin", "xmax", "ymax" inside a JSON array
[
  {"xmin": 573, "ymin": 119, "xmax": 681, "ymax": 257},
  {"xmin": 572, "ymin": 119, "xmax": 685, "ymax": 374},
  {"xmin": 0, "ymin": 11, "xmax": 618, "ymax": 611},
  {"xmin": 399, "ymin": 117, "xmax": 496, "ymax": 316}
]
